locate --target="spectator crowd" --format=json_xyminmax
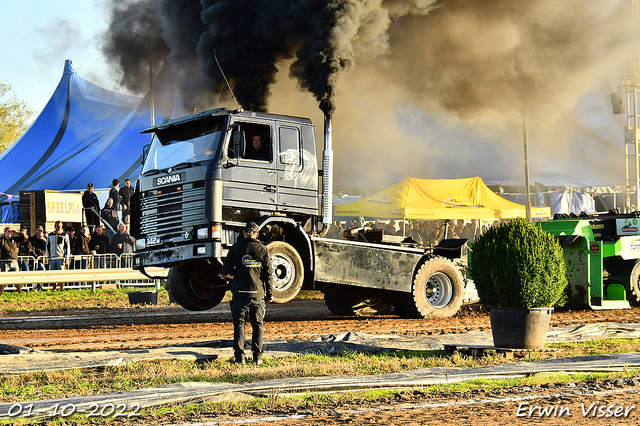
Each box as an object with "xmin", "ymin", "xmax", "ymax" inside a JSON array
[
  {"xmin": 1, "ymin": 176, "xmax": 508, "ymax": 293},
  {"xmin": 324, "ymin": 218, "xmax": 503, "ymax": 247},
  {"xmin": 0, "ymin": 179, "xmax": 136, "ymax": 293}
]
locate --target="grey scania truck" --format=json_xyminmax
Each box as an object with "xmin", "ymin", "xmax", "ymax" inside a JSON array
[{"xmin": 132, "ymin": 108, "xmax": 468, "ymax": 318}]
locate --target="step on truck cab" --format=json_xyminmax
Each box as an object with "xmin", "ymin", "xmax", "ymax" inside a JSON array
[{"xmin": 132, "ymin": 108, "xmax": 468, "ymax": 318}]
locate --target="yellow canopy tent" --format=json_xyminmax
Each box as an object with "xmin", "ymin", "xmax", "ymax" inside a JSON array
[{"xmin": 334, "ymin": 177, "xmax": 551, "ymax": 220}]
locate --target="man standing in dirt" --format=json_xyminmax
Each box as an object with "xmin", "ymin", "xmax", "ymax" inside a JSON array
[{"xmin": 220, "ymin": 222, "xmax": 274, "ymax": 365}]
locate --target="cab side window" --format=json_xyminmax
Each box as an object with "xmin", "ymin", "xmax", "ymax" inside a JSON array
[
  {"xmin": 279, "ymin": 126, "xmax": 301, "ymax": 166},
  {"xmin": 239, "ymin": 123, "xmax": 272, "ymax": 162}
]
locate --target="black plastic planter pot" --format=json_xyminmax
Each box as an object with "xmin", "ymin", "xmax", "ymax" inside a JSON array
[
  {"xmin": 489, "ymin": 307, "xmax": 553, "ymax": 349},
  {"xmin": 127, "ymin": 291, "xmax": 158, "ymax": 306}
]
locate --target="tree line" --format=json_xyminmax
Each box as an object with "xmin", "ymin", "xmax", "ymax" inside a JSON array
[{"xmin": 0, "ymin": 83, "xmax": 34, "ymax": 155}]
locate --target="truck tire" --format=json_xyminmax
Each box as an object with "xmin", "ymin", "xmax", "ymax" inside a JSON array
[
  {"xmin": 168, "ymin": 266, "xmax": 226, "ymax": 311},
  {"xmin": 350, "ymin": 288, "xmax": 393, "ymax": 316},
  {"xmin": 628, "ymin": 260, "xmax": 640, "ymax": 306},
  {"xmin": 324, "ymin": 287, "xmax": 357, "ymax": 316},
  {"xmin": 324, "ymin": 286, "xmax": 392, "ymax": 316},
  {"xmin": 266, "ymin": 241, "xmax": 304, "ymax": 303},
  {"xmin": 393, "ymin": 256, "xmax": 464, "ymax": 319}
]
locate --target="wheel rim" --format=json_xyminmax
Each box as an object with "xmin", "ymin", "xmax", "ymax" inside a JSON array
[
  {"xmin": 424, "ymin": 272, "xmax": 453, "ymax": 308},
  {"xmin": 271, "ymin": 253, "xmax": 295, "ymax": 292},
  {"xmin": 182, "ymin": 271, "xmax": 216, "ymax": 299}
]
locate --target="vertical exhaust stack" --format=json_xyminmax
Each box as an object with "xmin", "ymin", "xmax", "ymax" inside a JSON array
[{"xmin": 322, "ymin": 114, "xmax": 334, "ymax": 227}]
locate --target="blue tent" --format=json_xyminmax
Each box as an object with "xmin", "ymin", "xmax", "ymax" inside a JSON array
[
  {"xmin": 0, "ymin": 203, "xmax": 19, "ymax": 223},
  {"xmin": 0, "ymin": 60, "xmax": 171, "ymax": 204}
]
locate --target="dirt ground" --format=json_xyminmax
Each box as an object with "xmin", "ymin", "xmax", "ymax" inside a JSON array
[
  {"xmin": 141, "ymin": 380, "xmax": 640, "ymax": 426},
  {"xmin": 3, "ymin": 300, "xmax": 640, "ymax": 425},
  {"xmin": 2, "ymin": 300, "xmax": 640, "ymax": 351}
]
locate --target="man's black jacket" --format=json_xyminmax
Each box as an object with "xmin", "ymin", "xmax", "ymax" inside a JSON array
[{"xmin": 221, "ymin": 237, "xmax": 273, "ymax": 301}]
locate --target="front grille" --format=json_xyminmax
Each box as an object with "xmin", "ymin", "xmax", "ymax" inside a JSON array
[{"xmin": 140, "ymin": 185, "xmax": 206, "ymax": 239}]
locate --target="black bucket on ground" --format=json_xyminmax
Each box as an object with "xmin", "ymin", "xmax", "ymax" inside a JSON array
[
  {"xmin": 127, "ymin": 291, "xmax": 158, "ymax": 306},
  {"xmin": 489, "ymin": 307, "xmax": 553, "ymax": 349}
]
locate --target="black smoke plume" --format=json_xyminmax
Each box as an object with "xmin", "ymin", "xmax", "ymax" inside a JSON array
[
  {"xmin": 100, "ymin": 0, "xmax": 634, "ymax": 189},
  {"xmin": 102, "ymin": 0, "xmax": 632, "ymax": 121},
  {"xmin": 101, "ymin": 0, "xmax": 169, "ymax": 93},
  {"xmin": 102, "ymin": 0, "xmax": 389, "ymax": 114}
]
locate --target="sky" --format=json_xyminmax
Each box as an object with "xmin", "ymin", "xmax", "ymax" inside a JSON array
[
  {"xmin": 0, "ymin": 1, "xmax": 119, "ymax": 113},
  {"xmin": 0, "ymin": 0, "xmax": 633, "ymax": 192}
]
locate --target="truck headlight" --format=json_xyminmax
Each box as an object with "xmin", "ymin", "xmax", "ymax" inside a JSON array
[
  {"xmin": 135, "ymin": 238, "xmax": 146, "ymax": 250},
  {"xmin": 196, "ymin": 225, "xmax": 221, "ymax": 240},
  {"xmin": 197, "ymin": 227, "xmax": 209, "ymax": 240}
]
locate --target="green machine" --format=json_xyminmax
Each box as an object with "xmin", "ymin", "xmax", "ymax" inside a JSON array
[{"xmin": 539, "ymin": 214, "xmax": 640, "ymax": 310}]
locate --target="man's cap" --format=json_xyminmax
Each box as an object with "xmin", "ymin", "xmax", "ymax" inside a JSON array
[
  {"xmin": 245, "ymin": 222, "xmax": 259, "ymax": 236},
  {"xmin": 87, "ymin": 183, "xmax": 94, "ymax": 188}
]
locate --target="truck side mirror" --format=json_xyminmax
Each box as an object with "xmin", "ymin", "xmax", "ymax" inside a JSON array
[
  {"xmin": 142, "ymin": 143, "xmax": 150, "ymax": 165},
  {"xmin": 233, "ymin": 129, "xmax": 247, "ymax": 158},
  {"xmin": 224, "ymin": 128, "xmax": 245, "ymax": 168}
]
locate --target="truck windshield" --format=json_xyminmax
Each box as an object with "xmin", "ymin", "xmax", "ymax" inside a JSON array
[{"xmin": 141, "ymin": 117, "xmax": 225, "ymax": 175}]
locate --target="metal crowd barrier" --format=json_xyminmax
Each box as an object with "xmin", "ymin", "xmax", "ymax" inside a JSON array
[{"xmin": 0, "ymin": 254, "xmax": 168, "ymax": 292}]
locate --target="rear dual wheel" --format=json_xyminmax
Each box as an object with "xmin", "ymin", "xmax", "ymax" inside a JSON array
[
  {"xmin": 393, "ymin": 256, "xmax": 464, "ymax": 319},
  {"xmin": 266, "ymin": 241, "xmax": 304, "ymax": 303},
  {"xmin": 324, "ymin": 287, "xmax": 392, "ymax": 317}
]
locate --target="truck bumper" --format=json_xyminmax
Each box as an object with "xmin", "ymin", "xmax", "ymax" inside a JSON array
[{"xmin": 133, "ymin": 241, "xmax": 223, "ymax": 269}]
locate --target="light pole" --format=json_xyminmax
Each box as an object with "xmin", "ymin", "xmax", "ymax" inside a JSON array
[{"xmin": 523, "ymin": 113, "xmax": 532, "ymax": 221}]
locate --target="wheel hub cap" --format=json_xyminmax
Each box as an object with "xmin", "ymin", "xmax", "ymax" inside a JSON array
[{"xmin": 425, "ymin": 272, "xmax": 453, "ymax": 308}]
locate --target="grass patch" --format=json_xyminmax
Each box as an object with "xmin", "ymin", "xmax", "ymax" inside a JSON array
[
  {"xmin": 0, "ymin": 290, "xmax": 636, "ymax": 422},
  {"xmin": 2, "ymin": 339, "xmax": 639, "ymax": 402},
  {"xmin": 0, "ymin": 288, "xmax": 324, "ymax": 313},
  {"xmin": 53, "ymin": 370, "xmax": 640, "ymax": 424},
  {"xmin": 2, "ymin": 340, "xmax": 639, "ymax": 423},
  {"xmin": 0, "ymin": 287, "xmax": 169, "ymax": 313}
]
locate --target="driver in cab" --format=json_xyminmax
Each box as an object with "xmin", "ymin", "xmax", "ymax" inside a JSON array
[{"xmin": 246, "ymin": 134, "xmax": 270, "ymax": 161}]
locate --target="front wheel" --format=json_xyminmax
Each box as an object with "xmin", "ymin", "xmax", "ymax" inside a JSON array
[
  {"xmin": 266, "ymin": 241, "xmax": 304, "ymax": 303},
  {"xmin": 393, "ymin": 256, "xmax": 464, "ymax": 318},
  {"xmin": 168, "ymin": 266, "xmax": 226, "ymax": 311}
]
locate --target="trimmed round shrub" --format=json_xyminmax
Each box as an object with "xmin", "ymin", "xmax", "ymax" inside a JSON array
[{"xmin": 470, "ymin": 218, "xmax": 567, "ymax": 309}]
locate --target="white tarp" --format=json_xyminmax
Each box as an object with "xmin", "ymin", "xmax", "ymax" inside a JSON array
[{"xmin": 549, "ymin": 191, "xmax": 596, "ymax": 216}]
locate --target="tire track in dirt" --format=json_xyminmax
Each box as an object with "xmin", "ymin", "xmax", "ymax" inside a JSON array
[{"xmin": 2, "ymin": 301, "xmax": 640, "ymax": 351}]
